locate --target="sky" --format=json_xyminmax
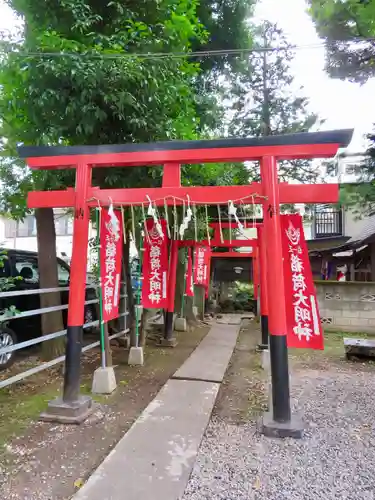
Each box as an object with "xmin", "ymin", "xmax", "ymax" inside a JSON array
[
  {"xmin": 0, "ymin": 0, "xmax": 374, "ymax": 152},
  {"xmin": 255, "ymin": 0, "xmax": 375, "ymax": 152}
]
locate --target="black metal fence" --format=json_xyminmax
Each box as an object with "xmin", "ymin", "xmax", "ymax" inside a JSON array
[
  {"xmin": 314, "ymin": 209, "xmax": 343, "ymax": 238},
  {"xmin": 0, "ymin": 285, "xmax": 129, "ymax": 389}
]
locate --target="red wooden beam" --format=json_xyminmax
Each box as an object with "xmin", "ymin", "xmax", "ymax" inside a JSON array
[
  {"xmin": 27, "ymin": 183, "xmax": 339, "ymax": 209},
  {"xmin": 162, "ymin": 163, "xmax": 181, "ymax": 188},
  {"xmin": 211, "ymin": 252, "xmax": 254, "ymax": 257},
  {"xmin": 23, "ymin": 143, "xmax": 345, "ymax": 170},
  {"xmin": 177, "ymin": 239, "xmax": 257, "ymax": 248},
  {"xmin": 210, "ymin": 239, "xmax": 257, "ymax": 247},
  {"xmin": 210, "ymin": 221, "xmax": 262, "ymax": 229}
]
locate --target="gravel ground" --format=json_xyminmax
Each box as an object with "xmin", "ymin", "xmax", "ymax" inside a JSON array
[{"xmin": 183, "ymin": 369, "xmax": 375, "ymax": 500}]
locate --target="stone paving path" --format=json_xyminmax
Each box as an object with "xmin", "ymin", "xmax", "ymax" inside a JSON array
[{"xmin": 73, "ymin": 316, "xmax": 242, "ymax": 500}]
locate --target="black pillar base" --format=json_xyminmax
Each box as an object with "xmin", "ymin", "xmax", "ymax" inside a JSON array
[
  {"xmin": 41, "ymin": 324, "xmax": 93, "ymax": 424},
  {"xmin": 40, "ymin": 395, "xmax": 93, "ymax": 424},
  {"xmin": 269, "ymin": 334, "xmax": 291, "ymax": 423},
  {"xmin": 157, "ymin": 337, "xmax": 178, "ymax": 348},
  {"xmin": 164, "ymin": 311, "xmax": 174, "ymax": 340},
  {"xmin": 259, "ymin": 411, "xmax": 303, "ymax": 439},
  {"xmin": 63, "ymin": 325, "xmax": 84, "ymax": 402},
  {"xmin": 159, "ymin": 310, "xmax": 177, "ymax": 347},
  {"xmin": 258, "ymin": 315, "xmax": 269, "ymax": 350},
  {"xmin": 258, "ymin": 334, "xmax": 303, "ymax": 439}
]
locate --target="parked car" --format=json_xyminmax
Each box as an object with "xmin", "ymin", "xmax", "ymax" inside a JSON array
[{"xmin": 0, "ymin": 249, "xmax": 97, "ymax": 370}]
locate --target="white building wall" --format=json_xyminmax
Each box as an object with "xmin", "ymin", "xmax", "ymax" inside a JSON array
[{"xmin": 0, "ymin": 216, "xmax": 97, "ymax": 270}]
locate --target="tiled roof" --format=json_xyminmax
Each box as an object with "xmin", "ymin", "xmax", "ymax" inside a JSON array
[
  {"xmin": 345, "ymin": 214, "xmax": 375, "ymax": 247},
  {"xmin": 311, "ymin": 214, "xmax": 375, "ymax": 255}
]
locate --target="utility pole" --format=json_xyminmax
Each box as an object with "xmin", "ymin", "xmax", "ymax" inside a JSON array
[
  {"xmin": 258, "ymin": 27, "xmax": 271, "ymax": 349},
  {"xmin": 261, "ymin": 30, "xmax": 271, "ymax": 137}
]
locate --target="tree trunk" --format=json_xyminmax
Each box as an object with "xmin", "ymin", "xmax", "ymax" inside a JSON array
[
  {"xmin": 35, "ymin": 208, "xmax": 65, "ymax": 360},
  {"xmin": 139, "ymin": 308, "xmax": 155, "ymax": 347},
  {"xmin": 220, "ymin": 282, "xmax": 229, "ymax": 302},
  {"xmin": 185, "ymin": 295, "xmax": 198, "ymax": 328},
  {"xmin": 195, "ymin": 285, "xmax": 205, "ymax": 320}
]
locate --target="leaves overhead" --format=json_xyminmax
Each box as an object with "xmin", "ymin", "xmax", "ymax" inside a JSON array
[
  {"xmin": 340, "ymin": 132, "xmax": 375, "ymax": 216},
  {"xmin": 0, "ymin": 0, "xmax": 256, "ymax": 218},
  {"xmin": 308, "ymin": 0, "xmax": 375, "ymax": 83}
]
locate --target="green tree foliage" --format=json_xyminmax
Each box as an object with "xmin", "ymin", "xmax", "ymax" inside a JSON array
[
  {"xmin": 0, "ymin": 0, "xmax": 256, "ymax": 210},
  {"xmin": 338, "ymin": 133, "xmax": 375, "ymax": 216},
  {"xmin": 229, "ymin": 21, "xmax": 322, "ymax": 183},
  {"xmin": 190, "ymin": 0, "xmax": 256, "ymax": 132},
  {"xmin": 0, "ymin": 0, "xmax": 208, "ymax": 358},
  {"xmin": 308, "ymin": 0, "xmax": 375, "ymax": 83},
  {"xmin": 0, "ymin": 0, "xmax": 255, "ymax": 351},
  {"xmin": 0, "ymin": 0, "xmax": 207, "ymax": 205}
]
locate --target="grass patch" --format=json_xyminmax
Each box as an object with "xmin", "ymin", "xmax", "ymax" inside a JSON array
[
  {"xmin": 0, "ymin": 386, "xmax": 60, "ymax": 450},
  {"xmin": 0, "ymin": 379, "xmax": 110, "ymax": 451},
  {"xmin": 79, "ymin": 382, "xmax": 109, "ymax": 404}
]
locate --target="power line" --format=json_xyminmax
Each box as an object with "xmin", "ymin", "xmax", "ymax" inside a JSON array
[{"xmin": 0, "ymin": 36, "xmax": 375, "ymax": 61}]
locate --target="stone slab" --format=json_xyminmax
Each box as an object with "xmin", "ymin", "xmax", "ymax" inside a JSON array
[
  {"xmin": 216, "ymin": 314, "xmax": 242, "ymax": 325},
  {"xmin": 344, "ymin": 337, "xmax": 375, "ymax": 360},
  {"xmin": 172, "ymin": 322, "xmax": 240, "ymax": 383},
  {"xmin": 344, "ymin": 338, "xmax": 375, "ymax": 348},
  {"xmin": 157, "ymin": 337, "xmax": 178, "ymax": 348},
  {"xmin": 39, "ymin": 396, "xmax": 93, "ymax": 424},
  {"xmin": 73, "ymin": 379, "xmax": 219, "ymax": 500}
]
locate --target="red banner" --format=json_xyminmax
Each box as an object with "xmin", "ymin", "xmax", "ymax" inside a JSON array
[
  {"xmin": 141, "ymin": 218, "xmax": 169, "ymax": 309},
  {"xmin": 193, "ymin": 246, "xmax": 210, "ymax": 287},
  {"xmin": 100, "ymin": 208, "xmax": 123, "ymax": 322},
  {"xmin": 185, "ymin": 248, "xmax": 194, "ymax": 297},
  {"xmin": 281, "ymin": 214, "xmax": 324, "ymax": 350}
]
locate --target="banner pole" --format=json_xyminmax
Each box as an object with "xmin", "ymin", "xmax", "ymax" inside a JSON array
[
  {"xmin": 96, "ymin": 207, "xmax": 106, "ymax": 369},
  {"xmin": 181, "ymin": 249, "xmax": 187, "ymax": 318},
  {"xmin": 135, "ymin": 235, "xmax": 144, "ymax": 348}
]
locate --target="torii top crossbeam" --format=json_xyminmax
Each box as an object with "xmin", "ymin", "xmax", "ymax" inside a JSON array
[
  {"xmin": 19, "ymin": 129, "xmax": 353, "ymax": 209},
  {"xmin": 20, "ymin": 129, "xmax": 352, "ymax": 168}
]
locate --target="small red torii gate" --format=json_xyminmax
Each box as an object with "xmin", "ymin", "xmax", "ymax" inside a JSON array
[
  {"xmin": 178, "ymin": 237, "xmax": 258, "ymax": 318},
  {"xmin": 19, "ymin": 129, "xmax": 352, "ymax": 435},
  {"xmin": 209, "ymin": 220, "xmax": 268, "ymax": 344}
]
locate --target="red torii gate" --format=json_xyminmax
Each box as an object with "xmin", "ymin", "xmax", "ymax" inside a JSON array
[
  {"xmin": 210, "ymin": 250, "xmax": 257, "ymax": 307},
  {"xmin": 178, "ymin": 238, "xmax": 258, "ymax": 320},
  {"xmin": 19, "ymin": 129, "xmax": 352, "ymax": 435},
  {"xmin": 209, "ymin": 220, "xmax": 268, "ymax": 344}
]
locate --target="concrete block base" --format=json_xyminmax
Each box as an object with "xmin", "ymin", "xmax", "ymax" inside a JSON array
[
  {"xmin": 261, "ymin": 349, "xmax": 270, "ymax": 371},
  {"xmin": 128, "ymin": 346, "xmax": 144, "ymax": 366},
  {"xmin": 92, "ymin": 367, "xmax": 117, "ymax": 394},
  {"xmin": 40, "ymin": 395, "xmax": 93, "ymax": 424},
  {"xmin": 259, "ymin": 411, "xmax": 303, "ymax": 439},
  {"xmin": 175, "ymin": 317, "xmax": 187, "ymax": 332},
  {"xmin": 157, "ymin": 337, "xmax": 178, "ymax": 348}
]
